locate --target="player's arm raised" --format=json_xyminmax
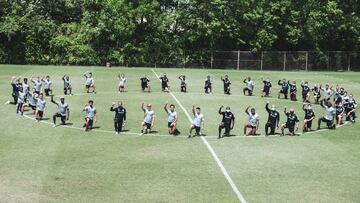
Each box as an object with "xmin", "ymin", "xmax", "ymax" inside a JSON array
[
  {"xmin": 50, "ymin": 95, "xmax": 57, "ymax": 105},
  {"xmin": 164, "ymin": 103, "xmax": 168, "ymax": 113},
  {"xmin": 141, "ymin": 102, "xmax": 145, "ymax": 112},
  {"xmin": 245, "ymin": 106, "xmax": 250, "ymax": 115},
  {"xmin": 218, "ymin": 105, "xmax": 223, "ymax": 114}
]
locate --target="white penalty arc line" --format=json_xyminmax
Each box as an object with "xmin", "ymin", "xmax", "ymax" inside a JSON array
[{"xmin": 151, "ymin": 68, "xmax": 247, "ymax": 203}]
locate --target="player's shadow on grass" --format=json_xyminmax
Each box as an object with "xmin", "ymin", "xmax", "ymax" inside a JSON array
[
  {"xmin": 64, "ymin": 123, "xmax": 73, "ymax": 126},
  {"xmin": 150, "ymin": 130, "xmax": 159, "ymax": 134}
]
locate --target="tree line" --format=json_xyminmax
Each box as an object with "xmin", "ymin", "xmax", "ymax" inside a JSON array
[{"xmin": 0, "ymin": 0, "xmax": 359, "ymax": 66}]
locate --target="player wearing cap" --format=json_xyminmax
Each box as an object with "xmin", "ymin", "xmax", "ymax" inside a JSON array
[
  {"xmin": 110, "ymin": 101, "xmax": 127, "ymax": 134},
  {"xmin": 218, "ymin": 106, "xmax": 235, "ymax": 139},
  {"xmin": 140, "ymin": 75, "xmax": 151, "ymax": 92},
  {"xmin": 164, "ymin": 103, "xmax": 179, "ymax": 135},
  {"xmin": 244, "ymin": 106, "xmax": 259, "ymax": 136},
  {"xmin": 278, "ymin": 79, "xmax": 289, "ymax": 99},
  {"xmin": 281, "ymin": 107, "xmax": 299, "ymax": 136},
  {"xmin": 83, "ymin": 71, "xmax": 96, "ymax": 94},
  {"xmin": 51, "ymin": 95, "xmax": 69, "ymax": 127},
  {"xmin": 118, "ymin": 73, "xmax": 126, "ymax": 93},
  {"xmin": 243, "ymin": 77, "xmax": 254, "ymax": 96},
  {"xmin": 140, "ymin": 103, "xmax": 155, "ymax": 134},
  {"xmin": 302, "ymin": 103, "xmax": 315, "ymax": 133},
  {"xmin": 178, "ymin": 75, "xmax": 187, "ymax": 93},
  {"xmin": 189, "ymin": 105, "xmax": 204, "ymax": 138},
  {"xmin": 204, "ymin": 75, "xmax": 212, "ymax": 94},
  {"xmin": 261, "ymin": 77, "xmax": 272, "ymax": 97},
  {"xmin": 265, "ymin": 101, "xmax": 280, "ymax": 136},
  {"xmin": 317, "ymin": 99, "xmax": 336, "ymax": 130},
  {"xmin": 221, "ymin": 75, "xmax": 231, "ymax": 95},
  {"xmin": 82, "ymin": 100, "xmax": 97, "ymax": 131}
]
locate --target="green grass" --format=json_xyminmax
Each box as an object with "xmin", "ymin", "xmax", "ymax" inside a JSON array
[{"xmin": 0, "ymin": 65, "xmax": 359, "ymax": 202}]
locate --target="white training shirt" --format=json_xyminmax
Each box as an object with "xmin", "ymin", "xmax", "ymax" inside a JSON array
[
  {"xmin": 324, "ymin": 106, "xmax": 334, "ymax": 120},
  {"xmin": 323, "ymin": 88, "xmax": 331, "ymax": 98},
  {"xmin": 167, "ymin": 110, "xmax": 177, "ymax": 123},
  {"xmin": 85, "ymin": 76, "xmax": 94, "ymax": 86},
  {"xmin": 17, "ymin": 92, "xmax": 26, "ymax": 104},
  {"xmin": 144, "ymin": 109, "xmax": 155, "ymax": 124},
  {"xmin": 193, "ymin": 113, "xmax": 204, "ymax": 127},
  {"xmin": 36, "ymin": 99, "xmax": 46, "ymax": 111},
  {"xmin": 33, "ymin": 80, "xmax": 42, "ymax": 92},
  {"xmin": 119, "ymin": 77, "xmax": 126, "ymax": 87},
  {"xmin": 245, "ymin": 80, "xmax": 254, "ymax": 90},
  {"xmin": 22, "ymin": 83, "xmax": 29, "ymax": 95},
  {"xmin": 248, "ymin": 113, "xmax": 259, "ymax": 127},
  {"xmin": 44, "ymin": 80, "xmax": 52, "ymax": 89},
  {"xmin": 29, "ymin": 93, "xmax": 38, "ymax": 106},
  {"xmin": 56, "ymin": 101, "xmax": 69, "ymax": 116},
  {"xmin": 85, "ymin": 106, "xmax": 96, "ymax": 119}
]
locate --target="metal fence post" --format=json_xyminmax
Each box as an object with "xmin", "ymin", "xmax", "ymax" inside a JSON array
[
  {"xmin": 237, "ymin": 50, "xmax": 240, "ymax": 70},
  {"xmin": 260, "ymin": 51, "xmax": 263, "ymax": 71},
  {"xmin": 283, "ymin": 51, "xmax": 286, "ymax": 71},
  {"xmin": 305, "ymin": 51, "xmax": 308, "ymax": 71},
  {"xmin": 347, "ymin": 53, "xmax": 351, "ymax": 71}
]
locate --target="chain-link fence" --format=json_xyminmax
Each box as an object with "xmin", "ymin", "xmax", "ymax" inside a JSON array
[{"xmin": 205, "ymin": 51, "xmax": 360, "ymax": 71}]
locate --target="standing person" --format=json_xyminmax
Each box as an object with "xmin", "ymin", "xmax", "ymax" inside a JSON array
[
  {"xmin": 289, "ymin": 81, "xmax": 297, "ymax": 101},
  {"xmin": 35, "ymin": 93, "xmax": 46, "ymax": 122},
  {"xmin": 265, "ymin": 101, "xmax": 280, "ymax": 136},
  {"xmin": 42, "ymin": 75, "xmax": 53, "ymax": 96},
  {"xmin": 178, "ymin": 75, "xmax": 187, "ymax": 93},
  {"xmin": 164, "ymin": 103, "xmax": 179, "ymax": 135},
  {"xmin": 31, "ymin": 76, "xmax": 42, "ymax": 95},
  {"xmin": 9, "ymin": 76, "xmax": 22, "ymax": 105},
  {"xmin": 281, "ymin": 107, "xmax": 299, "ymax": 136},
  {"xmin": 204, "ymin": 75, "xmax": 212, "ymax": 94},
  {"xmin": 159, "ymin": 73, "xmax": 170, "ymax": 92},
  {"xmin": 312, "ymin": 84, "xmax": 321, "ymax": 104},
  {"xmin": 22, "ymin": 78, "xmax": 30, "ymax": 100},
  {"xmin": 51, "ymin": 95, "xmax": 69, "ymax": 127},
  {"xmin": 261, "ymin": 78, "xmax": 272, "ymax": 97},
  {"xmin": 243, "ymin": 77, "xmax": 254, "ymax": 96},
  {"xmin": 301, "ymin": 81, "xmax": 311, "ymax": 102},
  {"xmin": 244, "ymin": 106, "xmax": 259, "ymax": 136},
  {"xmin": 110, "ymin": 101, "xmax": 127, "ymax": 134},
  {"xmin": 62, "ymin": 75, "xmax": 72, "ymax": 95},
  {"xmin": 317, "ymin": 99, "xmax": 336, "ymax": 130},
  {"xmin": 83, "ymin": 71, "xmax": 96, "ymax": 94},
  {"xmin": 221, "ymin": 75, "xmax": 231, "ymax": 95},
  {"xmin": 278, "ymin": 79, "xmax": 289, "ymax": 99},
  {"xmin": 218, "ymin": 106, "xmax": 235, "ymax": 139},
  {"xmin": 140, "ymin": 75, "xmax": 151, "ymax": 92},
  {"xmin": 302, "ymin": 103, "xmax": 315, "ymax": 133},
  {"xmin": 335, "ymin": 103, "xmax": 345, "ymax": 125},
  {"xmin": 140, "ymin": 103, "xmax": 155, "ymax": 134},
  {"xmin": 118, "ymin": 73, "xmax": 126, "ymax": 93},
  {"xmin": 16, "ymin": 88, "xmax": 26, "ymax": 115},
  {"xmin": 189, "ymin": 105, "xmax": 204, "ymax": 138},
  {"xmin": 82, "ymin": 100, "xmax": 97, "ymax": 131}
]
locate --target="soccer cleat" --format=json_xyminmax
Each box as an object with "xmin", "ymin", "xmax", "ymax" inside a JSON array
[
  {"xmin": 116, "ymin": 132, "xmax": 119, "ymax": 135},
  {"xmin": 53, "ymin": 124, "xmax": 57, "ymax": 127}
]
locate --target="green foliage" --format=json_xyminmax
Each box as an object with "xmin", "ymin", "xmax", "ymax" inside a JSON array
[{"xmin": 0, "ymin": 0, "xmax": 359, "ymax": 65}]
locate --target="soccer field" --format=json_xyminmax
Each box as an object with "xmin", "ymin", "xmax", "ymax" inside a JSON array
[{"xmin": 0, "ymin": 65, "xmax": 360, "ymax": 202}]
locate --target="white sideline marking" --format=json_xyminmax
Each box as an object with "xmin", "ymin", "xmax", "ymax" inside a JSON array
[{"xmin": 151, "ymin": 69, "xmax": 247, "ymax": 203}]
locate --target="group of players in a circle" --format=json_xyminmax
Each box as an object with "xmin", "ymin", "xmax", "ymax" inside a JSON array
[{"xmin": 8, "ymin": 71, "xmax": 357, "ymax": 138}]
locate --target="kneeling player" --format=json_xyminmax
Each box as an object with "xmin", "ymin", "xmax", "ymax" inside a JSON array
[
  {"xmin": 244, "ymin": 106, "xmax": 259, "ymax": 136},
  {"xmin": 312, "ymin": 84, "xmax": 321, "ymax": 104},
  {"xmin": 110, "ymin": 101, "xmax": 127, "ymax": 134},
  {"xmin": 281, "ymin": 107, "xmax": 299, "ymax": 136},
  {"xmin": 62, "ymin": 75, "xmax": 72, "ymax": 95},
  {"xmin": 140, "ymin": 75, "xmax": 151, "ymax": 92},
  {"xmin": 82, "ymin": 100, "xmax": 97, "ymax": 131},
  {"xmin": 178, "ymin": 75, "xmax": 187, "ymax": 93},
  {"xmin": 317, "ymin": 99, "xmax": 336, "ymax": 130},
  {"xmin": 335, "ymin": 103, "xmax": 345, "ymax": 125},
  {"xmin": 23, "ymin": 88, "xmax": 38, "ymax": 115},
  {"xmin": 261, "ymin": 78, "xmax": 272, "ymax": 97},
  {"xmin": 344, "ymin": 96, "xmax": 356, "ymax": 123},
  {"xmin": 189, "ymin": 105, "xmax": 204, "ymax": 138},
  {"xmin": 289, "ymin": 81, "xmax": 297, "ymax": 101},
  {"xmin": 204, "ymin": 76, "xmax": 212, "ymax": 94},
  {"xmin": 159, "ymin": 73, "xmax": 170, "ymax": 92},
  {"xmin": 164, "ymin": 103, "xmax": 179, "ymax": 135},
  {"xmin": 51, "ymin": 95, "xmax": 69, "ymax": 127},
  {"xmin": 83, "ymin": 71, "xmax": 96, "ymax": 94},
  {"xmin": 278, "ymin": 79, "xmax": 289, "ymax": 99},
  {"xmin": 42, "ymin": 75, "xmax": 53, "ymax": 96},
  {"xmin": 16, "ymin": 88, "xmax": 26, "ymax": 115},
  {"xmin": 140, "ymin": 103, "xmax": 155, "ymax": 134},
  {"xmin": 35, "ymin": 93, "xmax": 46, "ymax": 121},
  {"xmin": 243, "ymin": 77, "xmax": 254, "ymax": 96},
  {"xmin": 118, "ymin": 73, "xmax": 126, "ymax": 93},
  {"xmin": 301, "ymin": 81, "xmax": 311, "ymax": 103},
  {"xmin": 302, "ymin": 103, "xmax": 315, "ymax": 133},
  {"xmin": 265, "ymin": 101, "xmax": 280, "ymax": 136},
  {"xmin": 221, "ymin": 75, "xmax": 231, "ymax": 95},
  {"xmin": 218, "ymin": 106, "xmax": 235, "ymax": 139}
]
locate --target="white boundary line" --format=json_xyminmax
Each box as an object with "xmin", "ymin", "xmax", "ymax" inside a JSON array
[{"xmin": 151, "ymin": 69, "xmax": 247, "ymax": 203}]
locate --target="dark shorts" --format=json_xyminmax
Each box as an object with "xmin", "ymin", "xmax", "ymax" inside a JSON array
[
  {"xmin": 145, "ymin": 122, "xmax": 152, "ymax": 129},
  {"xmin": 85, "ymin": 118, "xmax": 94, "ymax": 127},
  {"xmin": 85, "ymin": 85, "xmax": 91, "ymax": 89},
  {"xmin": 35, "ymin": 91, "xmax": 40, "ymax": 95},
  {"xmin": 37, "ymin": 110, "xmax": 44, "ymax": 118},
  {"xmin": 44, "ymin": 89, "xmax": 51, "ymax": 96},
  {"xmin": 29, "ymin": 104, "xmax": 36, "ymax": 110},
  {"xmin": 168, "ymin": 122, "xmax": 175, "ymax": 128},
  {"xmin": 194, "ymin": 126, "xmax": 201, "ymax": 134},
  {"xmin": 141, "ymin": 83, "xmax": 149, "ymax": 90},
  {"xmin": 54, "ymin": 113, "xmax": 66, "ymax": 123},
  {"xmin": 280, "ymin": 89, "xmax": 288, "ymax": 94},
  {"xmin": 284, "ymin": 123, "xmax": 295, "ymax": 132},
  {"xmin": 305, "ymin": 119, "xmax": 313, "ymax": 128},
  {"xmin": 246, "ymin": 124, "xmax": 256, "ymax": 129}
]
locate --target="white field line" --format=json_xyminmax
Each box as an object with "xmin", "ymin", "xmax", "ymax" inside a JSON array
[{"xmin": 151, "ymin": 69, "xmax": 247, "ymax": 203}]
